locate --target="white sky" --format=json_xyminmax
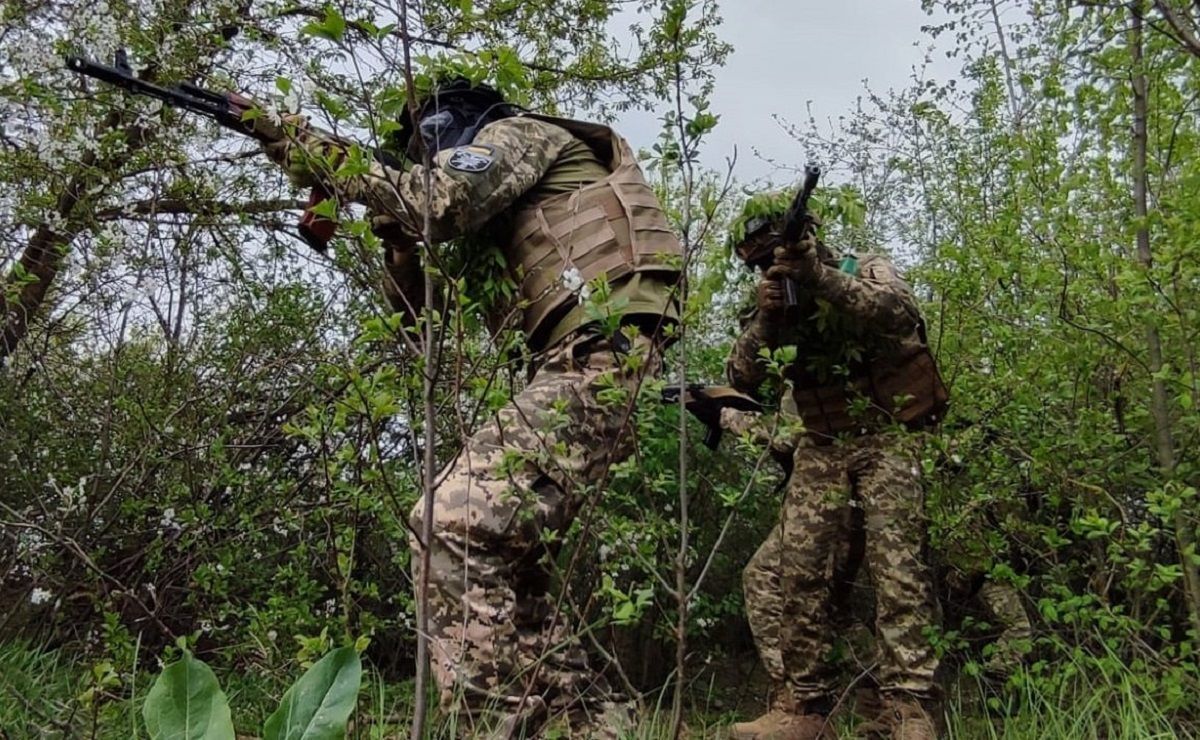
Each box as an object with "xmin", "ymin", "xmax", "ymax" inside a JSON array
[{"xmin": 616, "ymin": 0, "xmax": 955, "ymax": 187}]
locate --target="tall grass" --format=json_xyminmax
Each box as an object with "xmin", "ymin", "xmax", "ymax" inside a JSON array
[
  {"xmin": 945, "ymin": 660, "xmax": 1190, "ymax": 740},
  {"xmin": 2, "ymin": 640, "xmax": 1196, "ymax": 739}
]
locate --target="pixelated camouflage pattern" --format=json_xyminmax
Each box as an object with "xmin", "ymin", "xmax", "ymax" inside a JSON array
[
  {"xmin": 408, "ymin": 334, "xmax": 657, "ymax": 736},
  {"xmin": 265, "ymin": 114, "xmax": 680, "ymax": 731},
  {"xmin": 265, "ymin": 115, "xmax": 678, "ymax": 351},
  {"xmin": 264, "ymin": 116, "xmax": 576, "ymax": 242},
  {"xmin": 727, "ymin": 251, "xmax": 945, "ymax": 439},
  {"xmin": 742, "ymin": 433, "xmax": 940, "ymax": 703},
  {"xmin": 726, "ymin": 251, "xmax": 921, "ymax": 391},
  {"xmin": 837, "ymin": 524, "xmax": 1032, "ymax": 680},
  {"xmin": 977, "ymin": 581, "xmax": 1032, "ymax": 673}
]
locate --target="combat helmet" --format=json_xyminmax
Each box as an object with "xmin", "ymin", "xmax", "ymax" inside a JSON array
[{"xmin": 394, "ymin": 75, "xmax": 518, "ymax": 160}]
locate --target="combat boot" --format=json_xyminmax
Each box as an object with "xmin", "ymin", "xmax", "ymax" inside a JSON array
[
  {"xmin": 729, "ymin": 687, "xmax": 792, "ymax": 739},
  {"xmin": 729, "ymin": 696, "xmax": 836, "ymax": 740},
  {"xmin": 856, "ymin": 692, "xmax": 939, "ymax": 740}
]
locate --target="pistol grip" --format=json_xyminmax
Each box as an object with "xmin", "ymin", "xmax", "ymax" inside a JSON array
[
  {"xmin": 703, "ymin": 425, "xmax": 723, "ymax": 450},
  {"xmin": 783, "ymin": 277, "xmax": 799, "ymax": 308}
]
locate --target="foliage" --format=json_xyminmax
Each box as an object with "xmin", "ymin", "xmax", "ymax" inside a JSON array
[
  {"xmin": 262, "ymin": 646, "xmax": 362, "ymax": 740},
  {"xmin": 138, "ymin": 645, "xmax": 362, "ymax": 740},
  {"xmin": 4, "ymin": 0, "xmax": 1200, "ymax": 735},
  {"xmin": 142, "ymin": 649, "xmax": 235, "ymax": 740}
]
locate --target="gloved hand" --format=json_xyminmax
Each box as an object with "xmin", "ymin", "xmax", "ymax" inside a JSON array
[
  {"xmin": 766, "ymin": 232, "xmax": 822, "ymax": 286},
  {"xmin": 662, "ymin": 384, "xmax": 763, "ymax": 450},
  {"xmin": 257, "ymin": 114, "xmax": 347, "ymax": 188},
  {"xmin": 755, "ymin": 276, "xmax": 788, "ymax": 318}
]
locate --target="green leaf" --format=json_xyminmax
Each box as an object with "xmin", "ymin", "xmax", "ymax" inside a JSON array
[
  {"xmin": 262, "ymin": 647, "xmax": 362, "ymax": 740},
  {"xmin": 142, "ymin": 651, "xmax": 235, "ymax": 740},
  {"xmin": 300, "ymin": 6, "xmax": 346, "ymax": 42},
  {"xmin": 309, "ymin": 196, "xmax": 339, "ymax": 220}
]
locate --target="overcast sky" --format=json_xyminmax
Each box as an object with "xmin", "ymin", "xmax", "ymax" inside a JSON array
[{"xmin": 616, "ymin": 0, "xmax": 956, "ymax": 187}]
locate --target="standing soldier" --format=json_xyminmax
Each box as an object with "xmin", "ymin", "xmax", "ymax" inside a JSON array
[
  {"xmin": 258, "ymin": 77, "xmax": 682, "ymax": 736},
  {"xmin": 724, "ymin": 196, "xmax": 949, "ymax": 740}
]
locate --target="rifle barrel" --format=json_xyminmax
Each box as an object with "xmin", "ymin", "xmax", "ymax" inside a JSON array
[
  {"xmin": 781, "ymin": 165, "xmax": 821, "ymax": 244},
  {"xmin": 65, "ymin": 54, "xmax": 234, "ymax": 122}
]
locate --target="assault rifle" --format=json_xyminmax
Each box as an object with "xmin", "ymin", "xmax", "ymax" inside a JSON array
[
  {"xmin": 735, "ymin": 164, "xmax": 821, "ymax": 307},
  {"xmin": 65, "ymin": 49, "xmax": 335, "ymax": 252},
  {"xmin": 662, "ymin": 384, "xmax": 762, "ymax": 450}
]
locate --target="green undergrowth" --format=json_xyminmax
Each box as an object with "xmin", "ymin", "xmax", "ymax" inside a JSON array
[
  {"xmin": 944, "ymin": 663, "xmax": 1194, "ymax": 739},
  {"xmin": 3, "ymin": 641, "xmax": 1197, "ymax": 739}
]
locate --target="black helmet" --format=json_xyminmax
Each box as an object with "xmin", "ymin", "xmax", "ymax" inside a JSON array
[{"xmin": 395, "ymin": 76, "xmax": 514, "ymax": 160}]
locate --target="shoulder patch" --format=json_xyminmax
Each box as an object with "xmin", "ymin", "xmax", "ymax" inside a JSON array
[{"xmin": 446, "ymin": 144, "xmax": 495, "ymax": 173}]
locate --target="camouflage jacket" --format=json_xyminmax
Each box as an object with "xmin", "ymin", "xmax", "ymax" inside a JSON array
[
  {"xmin": 263, "ymin": 115, "xmax": 679, "ymax": 350},
  {"xmin": 726, "ymin": 251, "xmax": 946, "ymax": 439},
  {"xmin": 265, "ymin": 115, "xmax": 582, "ymax": 242}
]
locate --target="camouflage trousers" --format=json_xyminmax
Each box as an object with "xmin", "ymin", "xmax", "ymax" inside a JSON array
[
  {"xmin": 742, "ymin": 432, "xmax": 939, "ymax": 703},
  {"xmin": 408, "ymin": 334, "xmax": 655, "ymax": 736},
  {"xmin": 941, "ymin": 569, "xmax": 1032, "ymax": 674}
]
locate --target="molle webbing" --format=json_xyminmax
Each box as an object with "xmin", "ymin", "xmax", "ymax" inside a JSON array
[{"xmin": 505, "ymin": 114, "xmax": 682, "ymax": 346}]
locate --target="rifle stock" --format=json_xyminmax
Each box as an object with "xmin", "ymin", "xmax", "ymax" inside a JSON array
[{"xmin": 662, "ymin": 384, "xmax": 763, "ymax": 450}]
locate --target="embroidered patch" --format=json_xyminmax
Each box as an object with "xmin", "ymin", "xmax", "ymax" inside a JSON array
[{"xmin": 446, "ymin": 144, "xmax": 495, "ymax": 173}]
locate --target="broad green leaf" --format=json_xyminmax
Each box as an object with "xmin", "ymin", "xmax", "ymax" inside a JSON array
[
  {"xmin": 142, "ymin": 651, "xmax": 235, "ymax": 740},
  {"xmin": 300, "ymin": 6, "xmax": 346, "ymax": 41},
  {"xmin": 262, "ymin": 647, "xmax": 362, "ymax": 740}
]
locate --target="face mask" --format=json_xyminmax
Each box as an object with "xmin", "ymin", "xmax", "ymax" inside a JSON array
[
  {"xmin": 417, "ymin": 109, "xmax": 465, "ymax": 152},
  {"xmin": 415, "ymin": 99, "xmax": 507, "ymax": 154}
]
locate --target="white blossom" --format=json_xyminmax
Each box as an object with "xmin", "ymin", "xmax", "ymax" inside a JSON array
[
  {"xmin": 282, "ymin": 86, "xmax": 302, "ymax": 114},
  {"xmin": 561, "ymin": 266, "xmax": 583, "ymax": 293},
  {"xmin": 30, "ymin": 587, "xmax": 53, "ymax": 605},
  {"xmin": 261, "ymin": 101, "xmax": 283, "ymax": 127},
  {"xmin": 159, "ymin": 507, "xmax": 178, "ymax": 530}
]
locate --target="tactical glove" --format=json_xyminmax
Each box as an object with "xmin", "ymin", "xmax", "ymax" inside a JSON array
[
  {"xmin": 259, "ymin": 115, "xmax": 348, "ymax": 188},
  {"xmin": 767, "ymin": 234, "xmax": 823, "ymax": 286},
  {"xmin": 756, "ymin": 276, "xmax": 788, "ymax": 319}
]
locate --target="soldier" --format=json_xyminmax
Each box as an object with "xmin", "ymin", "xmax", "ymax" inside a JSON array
[
  {"xmin": 257, "ymin": 77, "xmax": 682, "ymax": 736},
  {"xmin": 723, "ymin": 199, "xmax": 949, "ymax": 740},
  {"xmin": 831, "ymin": 515, "xmax": 1033, "ymax": 686}
]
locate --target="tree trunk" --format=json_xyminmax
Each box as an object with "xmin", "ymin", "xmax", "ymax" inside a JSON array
[{"xmin": 1130, "ymin": 1, "xmax": 1200, "ymax": 637}]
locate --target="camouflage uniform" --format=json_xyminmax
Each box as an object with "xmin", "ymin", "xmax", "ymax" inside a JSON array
[
  {"xmin": 727, "ymin": 246, "xmax": 947, "ymax": 709},
  {"xmin": 940, "ymin": 566, "xmax": 1032, "ymax": 676},
  {"xmin": 263, "ymin": 113, "xmax": 680, "ymax": 735},
  {"xmin": 826, "ymin": 514, "xmax": 1033, "ymax": 681}
]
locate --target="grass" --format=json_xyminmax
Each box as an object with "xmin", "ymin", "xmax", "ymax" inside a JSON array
[
  {"xmin": 944, "ymin": 661, "xmax": 1191, "ymax": 740},
  {"xmin": 1, "ymin": 640, "xmax": 1195, "ymax": 739}
]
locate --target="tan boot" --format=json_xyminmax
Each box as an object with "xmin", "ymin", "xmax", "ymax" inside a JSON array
[
  {"xmin": 729, "ymin": 708, "xmax": 794, "ymax": 739},
  {"xmin": 856, "ymin": 693, "xmax": 938, "ymax": 740},
  {"xmin": 729, "ymin": 688, "xmax": 792, "ymax": 740},
  {"xmin": 767, "ymin": 712, "xmax": 837, "ymax": 740},
  {"xmin": 729, "ymin": 699, "xmax": 836, "ymax": 740}
]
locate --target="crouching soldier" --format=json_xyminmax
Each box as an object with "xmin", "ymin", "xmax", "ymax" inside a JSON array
[{"xmin": 724, "ymin": 195, "xmax": 949, "ymax": 740}]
